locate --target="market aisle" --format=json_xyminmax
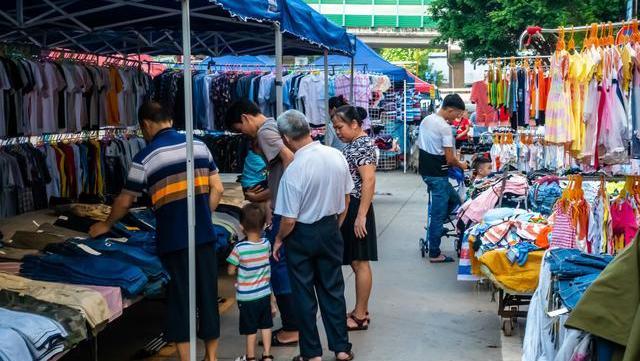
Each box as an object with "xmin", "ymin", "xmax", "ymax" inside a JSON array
[{"xmin": 215, "ymin": 172, "xmax": 502, "ymax": 360}]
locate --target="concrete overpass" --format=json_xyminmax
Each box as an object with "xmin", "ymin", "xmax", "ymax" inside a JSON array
[{"xmin": 348, "ymin": 27, "xmax": 442, "ymax": 49}]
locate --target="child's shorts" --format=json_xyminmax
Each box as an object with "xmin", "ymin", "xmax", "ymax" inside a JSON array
[{"xmin": 238, "ymin": 296, "xmax": 273, "ymax": 335}]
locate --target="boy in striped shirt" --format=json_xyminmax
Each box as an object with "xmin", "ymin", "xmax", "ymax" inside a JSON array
[{"xmin": 227, "ymin": 203, "xmax": 273, "ymax": 361}]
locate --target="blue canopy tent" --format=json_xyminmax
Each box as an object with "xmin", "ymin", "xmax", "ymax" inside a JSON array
[
  {"xmin": 313, "ymin": 38, "xmax": 414, "ymax": 82},
  {"xmin": 199, "ymin": 54, "xmax": 275, "ymax": 70},
  {"xmin": 0, "ymin": 0, "xmax": 353, "ymax": 56},
  {"xmin": 0, "ymin": 1, "xmax": 354, "ymax": 360}
]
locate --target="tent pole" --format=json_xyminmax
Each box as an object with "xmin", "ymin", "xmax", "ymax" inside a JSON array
[
  {"xmin": 349, "ymin": 56, "xmax": 355, "ymax": 102},
  {"xmin": 275, "ymin": 22, "xmax": 283, "ymax": 116},
  {"xmin": 324, "ymin": 49, "xmax": 330, "ymax": 145},
  {"xmin": 181, "ymin": 1, "xmax": 197, "ymax": 361},
  {"xmin": 403, "ymin": 80, "xmax": 407, "ymax": 174}
]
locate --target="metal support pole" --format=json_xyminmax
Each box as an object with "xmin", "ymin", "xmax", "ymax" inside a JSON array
[
  {"xmin": 324, "ymin": 49, "xmax": 330, "ymax": 145},
  {"xmin": 275, "ymin": 23, "xmax": 283, "ymax": 116},
  {"xmin": 403, "ymin": 80, "xmax": 407, "ymax": 174},
  {"xmin": 16, "ymin": 0, "xmax": 23, "ymax": 27},
  {"xmin": 349, "ymin": 56, "xmax": 355, "ymax": 102},
  {"xmin": 181, "ymin": 1, "xmax": 197, "ymax": 361}
]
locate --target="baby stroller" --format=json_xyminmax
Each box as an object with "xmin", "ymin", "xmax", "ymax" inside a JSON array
[{"xmin": 419, "ymin": 168, "xmax": 467, "ymax": 258}]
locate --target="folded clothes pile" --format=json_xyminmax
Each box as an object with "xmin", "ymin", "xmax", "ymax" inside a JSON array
[
  {"xmin": 21, "ymin": 252, "xmax": 149, "ymax": 298},
  {"xmin": 458, "ymin": 174, "xmax": 529, "ymax": 224},
  {"xmin": 0, "ymin": 307, "xmax": 68, "ymax": 361},
  {"xmin": 0, "ymin": 273, "xmax": 111, "ymax": 329},
  {"xmin": 464, "ymin": 208, "xmax": 549, "ymax": 263},
  {"xmin": 0, "ymin": 290, "xmax": 87, "ymax": 347}
]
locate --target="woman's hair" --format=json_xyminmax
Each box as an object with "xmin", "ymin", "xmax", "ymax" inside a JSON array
[
  {"xmin": 333, "ymin": 105, "xmax": 368, "ymax": 127},
  {"xmin": 328, "ymin": 95, "xmax": 348, "ymax": 110}
]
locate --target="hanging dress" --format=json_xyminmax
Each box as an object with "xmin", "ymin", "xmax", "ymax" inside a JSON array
[
  {"xmin": 545, "ymin": 51, "xmax": 573, "ymax": 144},
  {"xmin": 601, "ymin": 48, "xmax": 629, "ymax": 165}
]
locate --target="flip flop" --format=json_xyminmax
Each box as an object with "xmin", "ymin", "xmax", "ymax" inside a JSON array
[
  {"xmin": 429, "ymin": 255, "xmax": 455, "ymax": 263},
  {"xmin": 347, "ymin": 314, "xmax": 369, "ymax": 331},
  {"xmin": 335, "ymin": 351, "xmax": 355, "ymax": 361}
]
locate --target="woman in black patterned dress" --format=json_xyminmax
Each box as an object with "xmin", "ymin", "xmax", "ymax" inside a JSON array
[{"xmin": 332, "ymin": 105, "xmax": 378, "ymax": 332}]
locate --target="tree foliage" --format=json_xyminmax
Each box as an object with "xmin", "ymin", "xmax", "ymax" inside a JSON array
[
  {"xmin": 378, "ymin": 48, "xmax": 444, "ymax": 85},
  {"xmin": 430, "ymin": 0, "xmax": 627, "ymax": 59}
]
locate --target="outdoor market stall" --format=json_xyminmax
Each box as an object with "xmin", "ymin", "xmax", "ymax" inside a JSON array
[{"xmin": 0, "ymin": 1, "xmax": 354, "ymax": 360}]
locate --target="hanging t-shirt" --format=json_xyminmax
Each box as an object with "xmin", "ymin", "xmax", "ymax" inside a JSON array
[
  {"xmin": 470, "ymin": 81, "xmax": 497, "ymax": 126},
  {"xmin": 106, "ymin": 68, "xmax": 122, "ymax": 126},
  {"xmin": 297, "ymin": 73, "xmax": 327, "ymax": 126}
]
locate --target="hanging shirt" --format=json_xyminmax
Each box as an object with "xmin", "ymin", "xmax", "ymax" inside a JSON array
[
  {"xmin": 470, "ymin": 81, "xmax": 497, "ymax": 127},
  {"xmin": 297, "ymin": 73, "xmax": 327, "ymax": 126}
]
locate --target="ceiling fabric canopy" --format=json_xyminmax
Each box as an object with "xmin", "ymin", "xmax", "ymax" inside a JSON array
[{"xmin": 0, "ymin": 0, "xmax": 354, "ymax": 56}]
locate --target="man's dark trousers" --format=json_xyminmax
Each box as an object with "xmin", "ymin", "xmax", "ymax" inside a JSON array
[{"xmin": 285, "ymin": 215, "xmax": 352, "ymax": 358}]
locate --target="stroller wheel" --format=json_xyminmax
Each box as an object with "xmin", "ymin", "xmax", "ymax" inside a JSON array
[{"xmin": 419, "ymin": 238, "xmax": 426, "ymax": 258}]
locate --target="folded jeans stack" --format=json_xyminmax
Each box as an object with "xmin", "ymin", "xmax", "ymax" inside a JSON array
[
  {"xmin": 545, "ymin": 249, "xmax": 613, "ymax": 310},
  {"xmin": 20, "ymin": 253, "xmax": 148, "ymax": 297}
]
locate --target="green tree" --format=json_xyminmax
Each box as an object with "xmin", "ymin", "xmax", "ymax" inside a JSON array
[
  {"xmin": 430, "ymin": 0, "xmax": 626, "ymax": 59},
  {"xmin": 378, "ymin": 48, "xmax": 444, "ymax": 86}
]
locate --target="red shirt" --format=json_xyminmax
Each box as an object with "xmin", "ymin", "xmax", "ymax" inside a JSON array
[{"xmin": 453, "ymin": 117, "xmax": 470, "ymax": 141}]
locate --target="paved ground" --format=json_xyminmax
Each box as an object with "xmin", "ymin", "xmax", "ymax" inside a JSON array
[{"xmin": 64, "ymin": 171, "xmax": 512, "ymax": 361}]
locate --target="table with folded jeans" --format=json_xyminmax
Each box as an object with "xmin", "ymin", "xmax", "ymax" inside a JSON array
[{"xmin": 21, "ymin": 253, "xmax": 149, "ymax": 298}]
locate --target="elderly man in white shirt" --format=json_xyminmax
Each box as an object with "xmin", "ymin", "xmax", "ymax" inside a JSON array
[{"xmin": 272, "ymin": 110, "xmax": 354, "ymax": 361}]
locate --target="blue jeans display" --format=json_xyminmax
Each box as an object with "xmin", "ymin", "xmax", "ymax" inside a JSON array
[
  {"xmin": 557, "ymin": 273, "xmax": 600, "ymax": 310},
  {"xmin": 0, "ymin": 307, "xmax": 67, "ymax": 360},
  {"xmin": 82, "ymin": 239, "xmax": 168, "ymax": 282},
  {"xmin": 528, "ymin": 182, "xmax": 562, "ymax": 215},
  {"xmin": 546, "ymin": 249, "xmax": 613, "ymax": 279},
  {"xmin": 21, "ymin": 253, "xmax": 149, "ymax": 297},
  {"xmin": 423, "ymin": 176, "xmax": 461, "ymax": 258},
  {"xmin": 108, "ymin": 226, "xmax": 157, "ymax": 255}
]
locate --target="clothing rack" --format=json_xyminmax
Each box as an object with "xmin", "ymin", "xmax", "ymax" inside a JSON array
[
  {"xmin": 473, "ymin": 55, "xmax": 552, "ymax": 67},
  {"xmin": 518, "ymin": 20, "xmax": 634, "ymax": 51},
  {"xmin": 199, "ymin": 61, "xmax": 369, "ymax": 74},
  {"xmin": 0, "ymin": 128, "xmax": 141, "ymax": 146}
]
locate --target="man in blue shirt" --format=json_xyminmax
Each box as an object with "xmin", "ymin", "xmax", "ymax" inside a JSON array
[{"xmin": 89, "ymin": 102, "xmax": 224, "ymax": 361}]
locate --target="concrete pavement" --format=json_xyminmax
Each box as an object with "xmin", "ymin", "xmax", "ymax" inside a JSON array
[{"xmin": 63, "ymin": 172, "xmax": 517, "ymax": 361}]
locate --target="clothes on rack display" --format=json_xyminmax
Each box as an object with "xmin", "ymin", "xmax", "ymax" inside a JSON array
[
  {"xmin": 0, "ymin": 56, "xmax": 151, "ymax": 137},
  {"xmin": 0, "ymin": 132, "xmax": 146, "ymax": 219}
]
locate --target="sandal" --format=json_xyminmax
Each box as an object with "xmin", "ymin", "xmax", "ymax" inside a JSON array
[
  {"xmin": 262, "ymin": 356, "xmax": 274, "ymax": 361},
  {"xmin": 264, "ymin": 333, "xmax": 298, "ymax": 347},
  {"xmin": 347, "ymin": 314, "xmax": 369, "ymax": 331},
  {"xmin": 292, "ymin": 356, "xmax": 309, "ymax": 361},
  {"xmin": 336, "ymin": 351, "xmax": 355, "ymax": 361},
  {"xmin": 347, "ymin": 311, "xmax": 370, "ymax": 324},
  {"xmin": 233, "ymin": 356, "xmax": 256, "ymax": 361},
  {"xmin": 429, "ymin": 255, "xmax": 455, "ymax": 263}
]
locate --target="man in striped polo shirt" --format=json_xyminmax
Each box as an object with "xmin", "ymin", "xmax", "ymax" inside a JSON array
[{"xmin": 89, "ymin": 102, "xmax": 224, "ymax": 361}]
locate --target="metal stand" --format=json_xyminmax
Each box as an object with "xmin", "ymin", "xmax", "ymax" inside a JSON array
[{"xmin": 497, "ymin": 289, "xmax": 531, "ymax": 336}]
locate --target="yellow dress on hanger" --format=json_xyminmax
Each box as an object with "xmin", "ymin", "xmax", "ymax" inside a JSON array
[{"xmin": 568, "ymin": 52, "xmax": 587, "ymax": 154}]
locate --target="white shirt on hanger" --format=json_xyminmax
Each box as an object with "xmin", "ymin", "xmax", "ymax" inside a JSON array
[{"xmin": 297, "ymin": 73, "xmax": 327, "ymax": 126}]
